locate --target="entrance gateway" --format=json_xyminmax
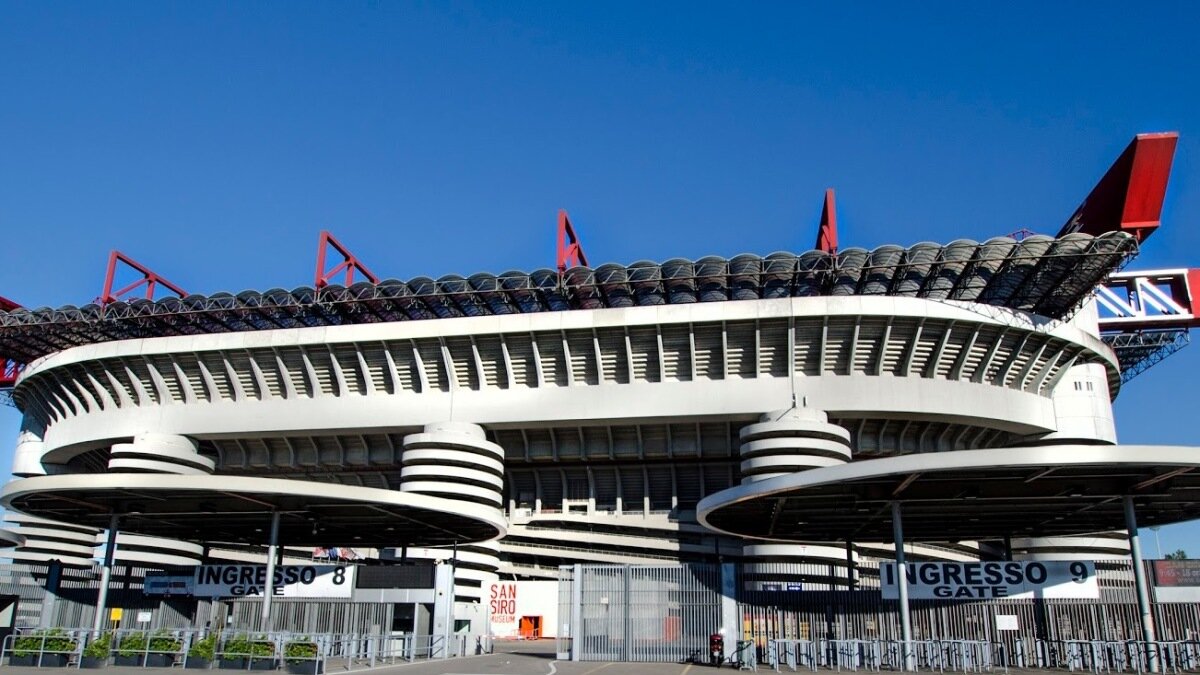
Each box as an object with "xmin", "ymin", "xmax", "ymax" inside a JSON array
[{"xmin": 559, "ymin": 561, "xmax": 1200, "ymax": 665}]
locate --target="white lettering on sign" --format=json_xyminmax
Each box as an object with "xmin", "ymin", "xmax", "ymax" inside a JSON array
[
  {"xmin": 880, "ymin": 561, "xmax": 1097, "ymax": 600},
  {"xmin": 489, "ymin": 582, "xmax": 517, "ymax": 626},
  {"xmin": 192, "ymin": 565, "xmax": 354, "ymax": 598}
]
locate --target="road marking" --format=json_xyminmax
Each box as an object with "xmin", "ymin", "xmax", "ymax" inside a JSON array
[
  {"xmin": 547, "ymin": 661, "xmax": 558, "ymax": 675},
  {"xmin": 681, "ymin": 664, "xmax": 693, "ymax": 675}
]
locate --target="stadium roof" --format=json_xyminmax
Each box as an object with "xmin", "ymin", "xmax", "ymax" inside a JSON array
[{"xmin": 0, "ymin": 231, "xmax": 1135, "ymax": 365}]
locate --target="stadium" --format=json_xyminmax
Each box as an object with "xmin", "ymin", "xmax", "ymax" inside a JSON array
[{"xmin": 1, "ymin": 132, "xmax": 1199, "ymax": 667}]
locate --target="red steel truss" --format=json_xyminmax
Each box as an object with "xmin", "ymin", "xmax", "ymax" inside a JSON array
[
  {"xmin": 556, "ymin": 210, "xmax": 589, "ymax": 272},
  {"xmin": 99, "ymin": 251, "xmax": 187, "ymax": 306},
  {"xmin": 315, "ymin": 230, "xmax": 379, "ymax": 289},
  {"xmin": 1059, "ymin": 132, "xmax": 1178, "ymax": 243},
  {"xmin": 814, "ymin": 189, "xmax": 838, "ymax": 254}
]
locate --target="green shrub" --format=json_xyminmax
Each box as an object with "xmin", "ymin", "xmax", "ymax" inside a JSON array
[
  {"xmin": 83, "ymin": 633, "xmax": 112, "ymax": 659},
  {"xmin": 284, "ymin": 639, "xmax": 318, "ymax": 664},
  {"xmin": 117, "ymin": 632, "xmax": 147, "ymax": 658},
  {"xmin": 148, "ymin": 630, "xmax": 182, "ymax": 653},
  {"xmin": 222, "ymin": 634, "xmax": 274, "ymax": 659},
  {"xmin": 13, "ymin": 629, "xmax": 78, "ymax": 657},
  {"xmin": 188, "ymin": 634, "xmax": 217, "ymax": 661}
]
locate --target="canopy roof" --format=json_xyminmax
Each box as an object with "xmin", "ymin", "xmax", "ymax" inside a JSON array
[
  {"xmin": 0, "ymin": 232, "xmax": 1135, "ymax": 365},
  {"xmin": 0, "ymin": 474, "xmax": 506, "ymax": 547},
  {"xmin": 698, "ymin": 445, "xmax": 1200, "ymax": 542}
]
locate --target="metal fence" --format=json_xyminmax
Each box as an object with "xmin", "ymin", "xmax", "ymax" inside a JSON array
[
  {"xmin": 561, "ymin": 561, "xmax": 1200, "ymax": 667},
  {"xmin": 1, "ymin": 628, "xmax": 491, "ymax": 670},
  {"xmin": 559, "ymin": 564, "xmax": 724, "ymax": 662}
]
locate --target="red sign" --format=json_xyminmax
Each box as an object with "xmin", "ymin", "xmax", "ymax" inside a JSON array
[
  {"xmin": 489, "ymin": 582, "xmax": 517, "ymax": 624},
  {"xmin": 1153, "ymin": 560, "xmax": 1200, "ymax": 587}
]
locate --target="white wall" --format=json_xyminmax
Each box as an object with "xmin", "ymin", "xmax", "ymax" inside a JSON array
[{"xmin": 487, "ymin": 580, "xmax": 559, "ymax": 638}]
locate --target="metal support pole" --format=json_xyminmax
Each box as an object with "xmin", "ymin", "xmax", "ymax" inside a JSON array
[
  {"xmin": 261, "ymin": 511, "xmax": 281, "ymax": 629},
  {"xmin": 1124, "ymin": 496, "xmax": 1158, "ymax": 672},
  {"xmin": 92, "ymin": 514, "xmax": 120, "ymax": 636},
  {"xmin": 892, "ymin": 502, "xmax": 914, "ymax": 671},
  {"xmin": 1003, "ymin": 535, "xmax": 1013, "ymax": 561},
  {"xmin": 447, "ymin": 542, "xmax": 457, "ymax": 658}
]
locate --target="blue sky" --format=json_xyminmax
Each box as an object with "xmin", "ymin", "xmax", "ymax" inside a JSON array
[{"xmin": 1, "ymin": 1, "xmax": 1199, "ymax": 555}]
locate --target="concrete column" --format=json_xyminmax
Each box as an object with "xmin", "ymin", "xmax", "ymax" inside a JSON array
[
  {"xmin": 1124, "ymin": 496, "xmax": 1158, "ymax": 672},
  {"xmin": 845, "ymin": 541, "xmax": 856, "ymax": 589},
  {"xmin": 720, "ymin": 562, "xmax": 739, "ymax": 661},
  {"xmin": 570, "ymin": 563, "xmax": 583, "ymax": 662},
  {"xmin": 39, "ymin": 559, "xmax": 63, "ymax": 628},
  {"xmin": 261, "ymin": 512, "xmax": 281, "ymax": 629},
  {"xmin": 892, "ymin": 502, "xmax": 914, "ymax": 671},
  {"xmin": 432, "ymin": 562, "xmax": 455, "ymax": 658},
  {"xmin": 92, "ymin": 514, "xmax": 119, "ymax": 636}
]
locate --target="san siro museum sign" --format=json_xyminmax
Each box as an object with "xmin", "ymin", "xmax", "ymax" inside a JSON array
[{"xmin": 881, "ymin": 561, "xmax": 1098, "ymax": 600}]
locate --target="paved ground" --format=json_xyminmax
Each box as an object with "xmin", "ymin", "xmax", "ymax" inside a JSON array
[
  {"xmin": 4, "ymin": 641, "xmax": 1083, "ymax": 675},
  {"xmin": 1, "ymin": 641, "xmax": 727, "ymax": 675}
]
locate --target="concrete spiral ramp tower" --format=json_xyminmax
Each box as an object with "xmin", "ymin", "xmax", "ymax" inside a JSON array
[
  {"xmin": 739, "ymin": 407, "xmax": 856, "ymax": 585},
  {"xmin": 738, "ymin": 407, "xmax": 852, "ymax": 483},
  {"xmin": 107, "ymin": 433, "xmax": 216, "ymax": 475},
  {"xmin": 401, "ymin": 422, "xmax": 505, "ymax": 511}
]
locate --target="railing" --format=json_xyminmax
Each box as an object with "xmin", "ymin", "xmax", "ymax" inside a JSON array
[
  {"xmin": 1, "ymin": 628, "xmax": 489, "ymax": 670},
  {"xmin": 765, "ymin": 638, "xmax": 1200, "ymax": 673}
]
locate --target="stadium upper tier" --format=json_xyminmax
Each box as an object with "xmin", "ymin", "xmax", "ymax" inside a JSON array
[{"xmin": 0, "ymin": 232, "xmax": 1134, "ymax": 365}]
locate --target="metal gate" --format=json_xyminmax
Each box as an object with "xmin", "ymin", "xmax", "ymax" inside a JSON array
[{"xmin": 562, "ymin": 564, "xmax": 723, "ymax": 662}]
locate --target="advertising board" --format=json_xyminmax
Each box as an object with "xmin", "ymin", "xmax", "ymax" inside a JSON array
[
  {"xmin": 881, "ymin": 561, "xmax": 1098, "ymax": 600},
  {"xmin": 1153, "ymin": 560, "xmax": 1200, "ymax": 587}
]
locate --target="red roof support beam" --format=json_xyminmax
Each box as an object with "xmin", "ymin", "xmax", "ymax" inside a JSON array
[
  {"xmin": 814, "ymin": 188, "xmax": 839, "ymax": 254},
  {"xmin": 556, "ymin": 210, "xmax": 589, "ymax": 272},
  {"xmin": 1, "ymin": 296, "xmax": 22, "ymax": 388},
  {"xmin": 314, "ymin": 231, "xmax": 379, "ymax": 289},
  {"xmin": 1059, "ymin": 132, "xmax": 1178, "ymax": 243},
  {"xmin": 99, "ymin": 251, "xmax": 188, "ymax": 306}
]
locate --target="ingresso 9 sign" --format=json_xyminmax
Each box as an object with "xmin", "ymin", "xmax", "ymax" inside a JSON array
[
  {"xmin": 881, "ymin": 561, "xmax": 1098, "ymax": 600},
  {"xmin": 192, "ymin": 565, "xmax": 355, "ymax": 598}
]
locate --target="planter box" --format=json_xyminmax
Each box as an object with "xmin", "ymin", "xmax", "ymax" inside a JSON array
[
  {"xmin": 285, "ymin": 660, "xmax": 323, "ymax": 675},
  {"xmin": 220, "ymin": 657, "xmax": 276, "ymax": 670},
  {"xmin": 80, "ymin": 656, "xmax": 108, "ymax": 668},
  {"xmin": 114, "ymin": 654, "xmax": 144, "ymax": 667},
  {"xmin": 184, "ymin": 657, "xmax": 212, "ymax": 669},
  {"xmin": 145, "ymin": 653, "xmax": 175, "ymax": 668},
  {"xmin": 9, "ymin": 653, "xmax": 70, "ymax": 667}
]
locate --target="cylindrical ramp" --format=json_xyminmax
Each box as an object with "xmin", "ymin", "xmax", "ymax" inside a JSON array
[
  {"xmin": 401, "ymin": 422, "xmax": 506, "ymax": 508},
  {"xmin": 739, "ymin": 408, "xmax": 852, "ymax": 483}
]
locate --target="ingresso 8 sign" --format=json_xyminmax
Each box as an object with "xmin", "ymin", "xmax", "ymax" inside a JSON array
[
  {"xmin": 880, "ymin": 561, "xmax": 1098, "ymax": 600},
  {"xmin": 192, "ymin": 565, "xmax": 355, "ymax": 598}
]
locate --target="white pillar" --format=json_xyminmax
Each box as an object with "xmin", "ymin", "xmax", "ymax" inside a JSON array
[
  {"xmin": 261, "ymin": 512, "xmax": 281, "ymax": 629},
  {"xmin": 892, "ymin": 502, "xmax": 914, "ymax": 671},
  {"xmin": 1124, "ymin": 496, "xmax": 1158, "ymax": 672},
  {"xmin": 92, "ymin": 514, "xmax": 119, "ymax": 636},
  {"xmin": 570, "ymin": 563, "xmax": 583, "ymax": 662}
]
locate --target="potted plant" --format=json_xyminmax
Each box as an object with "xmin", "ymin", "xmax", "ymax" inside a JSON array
[
  {"xmin": 283, "ymin": 639, "xmax": 321, "ymax": 675},
  {"xmin": 81, "ymin": 633, "xmax": 111, "ymax": 668},
  {"xmin": 115, "ymin": 632, "xmax": 147, "ymax": 666},
  {"xmin": 9, "ymin": 629, "xmax": 78, "ymax": 667},
  {"xmin": 145, "ymin": 630, "xmax": 182, "ymax": 667},
  {"xmin": 185, "ymin": 634, "xmax": 217, "ymax": 670},
  {"xmin": 219, "ymin": 635, "xmax": 275, "ymax": 670}
]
